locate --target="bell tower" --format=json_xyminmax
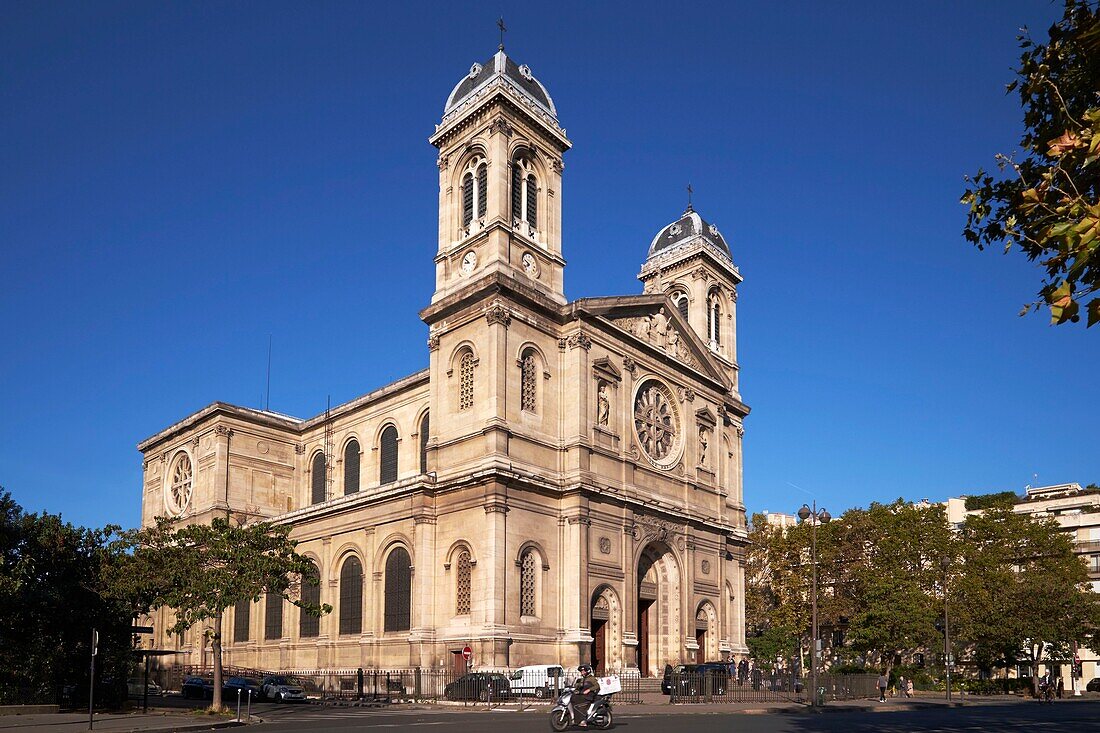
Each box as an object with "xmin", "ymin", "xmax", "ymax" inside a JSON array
[{"xmin": 428, "ymin": 49, "xmax": 571, "ymax": 305}]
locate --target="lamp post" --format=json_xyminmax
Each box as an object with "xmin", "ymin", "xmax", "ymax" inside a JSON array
[
  {"xmin": 940, "ymin": 556, "xmax": 951, "ymax": 702},
  {"xmin": 798, "ymin": 501, "xmax": 831, "ymax": 707}
]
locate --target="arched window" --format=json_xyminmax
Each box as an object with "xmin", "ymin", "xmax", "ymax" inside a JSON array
[
  {"xmin": 511, "ymin": 157, "xmax": 537, "ymax": 229},
  {"xmin": 384, "ymin": 547, "xmax": 412, "ymax": 632},
  {"xmin": 339, "ymin": 556, "xmax": 363, "ymax": 635},
  {"xmin": 344, "ymin": 439, "xmax": 360, "ymax": 495},
  {"xmin": 455, "ymin": 550, "xmax": 472, "ymax": 615},
  {"xmin": 461, "ymin": 159, "xmax": 487, "ymax": 231},
  {"xmin": 459, "ymin": 350, "xmax": 475, "ymax": 411},
  {"xmin": 299, "ymin": 576, "xmax": 321, "ymax": 638},
  {"xmin": 379, "ymin": 425, "xmax": 398, "ymax": 485},
  {"xmin": 233, "ymin": 598, "xmax": 250, "ymax": 643},
  {"xmin": 707, "ymin": 290, "xmax": 722, "ymax": 348},
  {"xmin": 520, "ymin": 348, "xmax": 537, "ymax": 413},
  {"xmin": 670, "ymin": 290, "xmax": 689, "ymax": 321},
  {"xmin": 519, "ymin": 549, "xmax": 537, "ymax": 617},
  {"xmin": 419, "ymin": 413, "xmax": 430, "ymax": 474},
  {"xmin": 264, "ymin": 592, "xmax": 283, "ymax": 640},
  {"xmin": 311, "ymin": 452, "xmax": 326, "ymax": 504}
]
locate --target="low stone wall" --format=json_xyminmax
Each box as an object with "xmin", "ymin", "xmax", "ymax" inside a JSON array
[{"xmin": 0, "ymin": 704, "xmax": 61, "ymax": 716}]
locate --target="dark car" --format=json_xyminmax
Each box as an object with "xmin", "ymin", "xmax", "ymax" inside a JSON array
[
  {"xmin": 694, "ymin": 662, "xmax": 730, "ymax": 695},
  {"xmin": 180, "ymin": 676, "xmax": 214, "ymax": 699},
  {"xmin": 443, "ymin": 672, "xmax": 511, "ymax": 701},
  {"xmin": 260, "ymin": 675, "xmax": 308, "ymax": 702},
  {"xmin": 662, "ymin": 664, "xmax": 699, "ymax": 695},
  {"xmin": 222, "ymin": 676, "xmax": 262, "ymax": 700},
  {"xmin": 1087, "ymin": 677, "xmax": 1100, "ymax": 692}
]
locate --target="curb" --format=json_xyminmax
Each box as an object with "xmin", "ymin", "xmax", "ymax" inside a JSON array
[{"xmin": 119, "ymin": 720, "xmax": 246, "ymax": 733}]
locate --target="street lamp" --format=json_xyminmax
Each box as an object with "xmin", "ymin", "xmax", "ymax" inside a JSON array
[
  {"xmin": 798, "ymin": 501, "xmax": 831, "ymax": 707},
  {"xmin": 940, "ymin": 556, "xmax": 951, "ymax": 702}
]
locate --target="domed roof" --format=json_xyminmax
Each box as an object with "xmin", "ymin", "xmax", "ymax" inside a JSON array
[
  {"xmin": 443, "ymin": 49, "xmax": 557, "ymax": 120},
  {"xmin": 646, "ymin": 206, "xmax": 732, "ymax": 261}
]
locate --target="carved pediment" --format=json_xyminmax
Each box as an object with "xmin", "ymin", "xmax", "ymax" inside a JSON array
[
  {"xmin": 592, "ymin": 356, "xmax": 622, "ymax": 383},
  {"xmin": 695, "ymin": 406, "xmax": 717, "ymax": 428},
  {"xmin": 606, "ymin": 311, "xmax": 700, "ymax": 370}
]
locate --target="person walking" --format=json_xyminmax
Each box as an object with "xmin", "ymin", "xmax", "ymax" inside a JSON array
[
  {"xmin": 897, "ymin": 675, "xmax": 906, "ymax": 699},
  {"xmin": 906, "ymin": 678, "xmax": 914, "ymax": 698},
  {"xmin": 877, "ymin": 671, "xmax": 888, "ymax": 702}
]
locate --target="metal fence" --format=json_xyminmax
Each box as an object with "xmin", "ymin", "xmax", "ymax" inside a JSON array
[{"xmin": 668, "ymin": 671, "xmax": 879, "ymax": 704}]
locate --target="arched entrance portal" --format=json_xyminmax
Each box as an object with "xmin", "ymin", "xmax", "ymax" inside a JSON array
[
  {"xmin": 696, "ymin": 601, "xmax": 719, "ymax": 662},
  {"xmin": 636, "ymin": 542, "xmax": 681, "ymax": 677},
  {"xmin": 590, "ymin": 586, "xmax": 621, "ymax": 674}
]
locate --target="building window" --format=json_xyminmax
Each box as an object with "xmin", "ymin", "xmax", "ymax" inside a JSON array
[
  {"xmin": 379, "ymin": 425, "xmax": 398, "ymax": 485},
  {"xmin": 459, "ymin": 351, "xmax": 475, "ymax": 411},
  {"xmin": 456, "ymin": 550, "xmax": 472, "ymax": 615},
  {"xmin": 670, "ymin": 290, "xmax": 689, "ymax": 321},
  {"xmin": 384, "ymin": 547, "xmax": 412, "ymax": 632},
  {"xmin": 339, "ymin": 556, "xmax": 363, "ymax": 636},
  {"xmin": 707, "ymin": 290, "xmax": 722, "ymax": 348},
  {"xmin": 519, "ymin": 549, "xmax": 537, "ymax": 617},
  {"xmin": 419, "ymin": 413, "xmax": 430, "ymax": 474},
  {"xmin": 166, "ymin": 452, "xmax": 193, "ymax": 516},
  {"xmin": 344, "ymin": 439, "xmax": 360, "ymax": 495},
  {"xmin": 233, "ymin": 598, "xmax": 250, "ymax": 643},
  {"xmin": 520, "ymin": 349, "xmax": 537, "ymax": 413},
  {"xmin": 311, "ymin": 452, "xmax": 326, "ymax": 505},
  {"xmin": 264, "ymin": 592, "xmax": 283, "ymax": 640},
  {"xmin": 461, "ymin": 159, "xmax": 487, "ymax": 230},
  {"xmin": 511, "ymin": 158, "xmax": 537, "ymax": 229},
  {"xmin": 299, "ymin": 578, "xmax": 320, "ymax": 638}
]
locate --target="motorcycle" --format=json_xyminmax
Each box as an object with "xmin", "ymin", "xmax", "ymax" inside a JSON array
[
  {"xmin": 1038, "ymin": 680, "xmax": 1055, "ymax": 704},
  {"xmin": 549, "ymin": 689, "xmax": 613, "ymax": 730}
]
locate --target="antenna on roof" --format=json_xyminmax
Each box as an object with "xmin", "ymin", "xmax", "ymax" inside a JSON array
[
  {"xmin": 265, "ymin": 334, "xmax": 272, "ymax": 411},
  {"xmin": 497, "ymin": 17, "xmax": 507, "ymax": 51},
  {"xmin": 686, "ymin": 183, "xmax": 694, "ymax": 213}
]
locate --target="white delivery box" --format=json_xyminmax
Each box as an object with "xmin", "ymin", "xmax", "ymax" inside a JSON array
[{"xmin": 596, "ymin": 675, "xmax": 622, "ymax": 695}]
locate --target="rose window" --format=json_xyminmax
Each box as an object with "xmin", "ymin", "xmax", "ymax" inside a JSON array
[
  {"xmin": 633, "ymin": 380, "xmax": 680, "ymax": 466},
  {"xmin": 166, "ymin": 452, "xmax": 193, "ymax": 516}
]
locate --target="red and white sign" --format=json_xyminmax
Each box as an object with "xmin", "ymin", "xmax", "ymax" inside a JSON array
[{"xmin": 461, "ymin": 646, "xmax": 472, "ymax": 662}]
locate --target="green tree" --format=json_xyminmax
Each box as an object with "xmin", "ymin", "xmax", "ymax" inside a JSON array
[
  {"xmin": 961, "ymin": 0, "xmax": 1100, "ymax": 326},
  {"xmin": 108, "ymin": 517, "xmax": 330, "ymax": 710},
  {"xmin": 744, "ymin": 515, "xmax": 804, "ymax": 669}
]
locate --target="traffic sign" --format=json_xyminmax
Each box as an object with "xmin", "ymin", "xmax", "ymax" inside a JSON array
[
  {"xmin": 461, "ymin": 646, "xmax": 472, "ymax": 662},
  {"xmin": 132, "ymin": 625, "xmax": 154, "ymax": 635}
]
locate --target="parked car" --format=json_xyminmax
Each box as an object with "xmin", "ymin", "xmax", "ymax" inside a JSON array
[
  {"xmin": 180, "ymin": 676, "xmax": 214, "ymax": 699},
  {"xmin": 126, "ymin": 678, "xmax": 163, "ymax": 698},
  {"xmin": 443, "ymin": 672, "xmax": 511, "ymax": 701},
  {"xmin": 694, "ymin": 662, "xmax": 730, "ymax": 695},
  {"xmin": 222, "ymin": 677, "xmax": 262, "ymax": 700},
  {"xmin": 260, "ymin": 675, "xmax": 308, "ymax": 702},
  {"xmin": 662, "ymin": 664, "xmax": 699, "ymax": 695},
  {"xmin": 1087, "ymin": 677, "xmax": 1100, "ymax": 692},
  {"xmin": 508, "ymin": 665, "xmax": 565, "ymax": 698}
]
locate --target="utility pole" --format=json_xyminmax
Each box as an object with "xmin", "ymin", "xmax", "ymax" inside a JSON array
[{"xmin": 88, "ymin": 628, "xmax": 98, "ymax": 730}]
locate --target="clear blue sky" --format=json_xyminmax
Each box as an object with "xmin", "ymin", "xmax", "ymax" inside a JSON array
[{"xmin": 2, "ymin": 1, "xmax": 1095, "ymax": 531}]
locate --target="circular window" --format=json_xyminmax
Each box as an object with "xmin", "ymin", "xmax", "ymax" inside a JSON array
[
  {"xmin": 633, "ymin": 379, "xmax": 682, "ymax": 468},
  {"xmin": 164, "ymin": 451, "xmax": 194, "ymax": 517}
]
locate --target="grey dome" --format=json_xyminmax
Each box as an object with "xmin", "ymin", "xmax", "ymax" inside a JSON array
[
  {"xmin": 646, "ymin": 206, "xmax": 732, "ymax": 261},
  {"xmin": 444, "ymin": 49, "xmax": 557, "ymax": 119}
]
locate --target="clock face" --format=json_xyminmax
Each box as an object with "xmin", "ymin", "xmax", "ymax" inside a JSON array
[
  {"xmin": 522, "ymin": 252, "xmax": 538, "ymax": 276},
  {"xmin": 461, "ymin": 251, "xmax": 477, "ymax": 274}
]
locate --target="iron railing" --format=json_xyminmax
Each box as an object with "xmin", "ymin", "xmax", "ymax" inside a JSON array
[{"xmin": 668, "ymin": 671, "xmax": 878, "ymax": 704}]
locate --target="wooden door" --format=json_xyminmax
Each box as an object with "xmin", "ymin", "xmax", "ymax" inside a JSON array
[
  {"xmin": 638, "ymin": 599, "xmax": 653, "ymax": 676},
  {"xmin": 592, "ymin": 619, "xmax": 607, "ymax": 675}
]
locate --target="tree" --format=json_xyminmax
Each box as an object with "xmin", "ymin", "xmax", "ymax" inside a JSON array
[
  {"xmin": 108, "ymin": 517, "xmax": 330, "ymax": 710},
  {"xmin": 961, "ymin": 0, "xmax": 1100, "ymax": 326},
  {"xmin": 0, "ymin": 489, "xmax": 134, "ymax": 707}
]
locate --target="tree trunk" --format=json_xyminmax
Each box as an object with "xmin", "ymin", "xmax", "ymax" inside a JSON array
[{"xmin": 212, "ymin": 613, "xmax": 224, "ymax": 710}]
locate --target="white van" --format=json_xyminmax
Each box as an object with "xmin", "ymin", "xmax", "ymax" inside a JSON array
[{"xmin": 508, "ymin": 664, "xmax": 566, "ymax": 698}]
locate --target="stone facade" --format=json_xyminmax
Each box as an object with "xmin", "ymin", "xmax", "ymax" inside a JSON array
[{"xmin": 138, "ymin": 47, "xmax": 750, "ymax": 677}]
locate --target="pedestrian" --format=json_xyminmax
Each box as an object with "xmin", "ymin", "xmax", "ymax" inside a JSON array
[
  {"xmin": 1057, "ymin": 675, "xmax": 1064, "ymax": 699},
  {"xmin": 897, "ymin": 675, "xmax": 906, "ymax": 699},
  {"xmin": 906, "ymin": 678, "xmax": 914, "ymax": 698},
  {"xmin": 738, "ymin": 658, "xmax": 748, "ymax": 686},
  {"xmin": 877, "ymin": 671, "xmax": 888, "ymax": 702}
]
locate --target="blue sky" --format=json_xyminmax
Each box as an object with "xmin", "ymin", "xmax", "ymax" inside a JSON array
[{"xmin": 2, "ymin": 1, "xmax": 1096, "ymax": 531}]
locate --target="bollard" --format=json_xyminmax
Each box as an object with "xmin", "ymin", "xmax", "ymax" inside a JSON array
[
  {"xmin": 246, "ymin": 689, "xmax": 252, "ymax": 722},
  {"xmin": 816, "ymin": 686, "xmax": 825, "ymax": 707},
  {"xmin": 236, "ymin": 688, "xmax": 242, "ymax": 721},
  {"xmin": 357, "ymin": 668, "xmax": 364, "ymax": 700}
]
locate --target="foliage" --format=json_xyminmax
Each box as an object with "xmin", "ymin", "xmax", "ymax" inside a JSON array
[
  {"xmin": 0, "ymin": 489, "xmax": 133, "ymax": 707},
  {"xmin": 108, "ymin": 516, "xmax": 330, "ymax": 710},
  {"xmin": 964, "ymin": 491, "xmax": 1019, "ymax": 511},
  {"xmin": 961, "ymin": 0, "xmax": 1100, "ymax": 326}
]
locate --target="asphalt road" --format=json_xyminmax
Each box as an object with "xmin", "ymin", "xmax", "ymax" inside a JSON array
[{"xmin": 250, "ymin": 699, "xmax": 1100, "ymax": 733}]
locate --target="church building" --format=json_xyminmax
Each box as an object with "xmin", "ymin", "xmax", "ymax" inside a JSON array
[{"xmin": 137, "ymin": 46, "xmax": 750, "ymax": 677}]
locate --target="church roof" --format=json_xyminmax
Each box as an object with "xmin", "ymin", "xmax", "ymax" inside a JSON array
[
  {"xmin": 646, "ymin": 206, "xmax": 732, "ymax": 262},
  {"xmin": 444, "ymin": 49, "xmax": 557, "ymax": 120}
]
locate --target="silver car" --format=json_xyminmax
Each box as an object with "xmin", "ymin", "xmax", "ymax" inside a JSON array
[{"xmin": 260, "ymin": 675, "xmax": 308, "ymax": 702}]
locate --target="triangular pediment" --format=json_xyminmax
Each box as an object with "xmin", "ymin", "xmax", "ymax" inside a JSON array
[{"xmin": 573, "ymin": 295, "xmax": 730, "ymax": 388}]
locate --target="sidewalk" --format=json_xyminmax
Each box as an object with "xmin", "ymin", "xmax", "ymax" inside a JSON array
[{"xmin": 0, "ymin": 711, "xmax": 245, "ymax": 733}]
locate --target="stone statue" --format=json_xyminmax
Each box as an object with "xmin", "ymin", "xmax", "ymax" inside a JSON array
[
  {"xmin": 699, "ymin": 428, "xmax": 708, "ymax": 464},
  {"xmin": 597, "ymin": 382, "xmax": 610, "ymax": 426}
]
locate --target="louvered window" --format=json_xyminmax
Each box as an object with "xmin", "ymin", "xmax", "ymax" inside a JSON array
[
  {"xmin": 526, "ymin": 174, "xmax": 537, "ymax": 227},
  {"xmin": 708, "ymin": 291, "xmax": 722, "ymax": 347},
  {"xmin": 299, "ymin": 578, "xmax": 320, "ymax": 638},
  {"xmin": 419, "ymin": 413, "xmax": 429, "ymax": 474},
  {"xmin": 311, "ymin": 452, "xmax": 326, "ymax": 504},
  {"xmin": 520, "ymin": 350, "xmax": 537, "ymax": 413},
  {"xmin": 462, "ymin": 173, "xmax": 474, "ymax": 228},
  {"xmin": 264, "ymin": 592, "xmax": 283, "ymax": 640},
  {"xmin": 459, "ymin": 351, "xmax": 475, "ymax": 411},
  {"xmin": 476, "ymin": 164, "xmax": 487, "ymax": 218},
  {"xmin": 520, "ymin": 549, "xmax": 537, "ymax": 617},
  {"xmin": 672, "ymin": 291, "xmax": 689, "ymax": 321},
  {"xmin": 233, "ymin": 598, "xmax": 250, "ymax": 642},
  {"xmin": 344, "ymin": 439, "xmax": 360, "ymax": 495},
  {"xmin": 511, "ymin": 164, "xmax": 522, "ymax": 222},
  {"xmin": 339, "ymin": 556, "xmax": 363, "ymax": 635},
  {"xmin": 379, "ymin": 425, "xmax": 398, "ymax": 485},
  {"xmin": 456, "ymin": 550, "xmax": 472, "ymax": 615},
  {"xmin": 384, "ymin": 547, "xmax": 412, "ymax": 632}
]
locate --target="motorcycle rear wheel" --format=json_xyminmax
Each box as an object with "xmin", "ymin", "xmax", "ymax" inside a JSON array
[
  {"xmin": 549, "ymin": 709, "xmax": 570, "ymax": 732},
  {"xmin": 594, "ymin": 709, "xmax": 613, "ymax": 730}
]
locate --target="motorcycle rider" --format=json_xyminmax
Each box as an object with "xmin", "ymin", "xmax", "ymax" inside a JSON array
[{"xmin": 572, "ymin": 665, "xmax": 601, "ymax": 727}]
